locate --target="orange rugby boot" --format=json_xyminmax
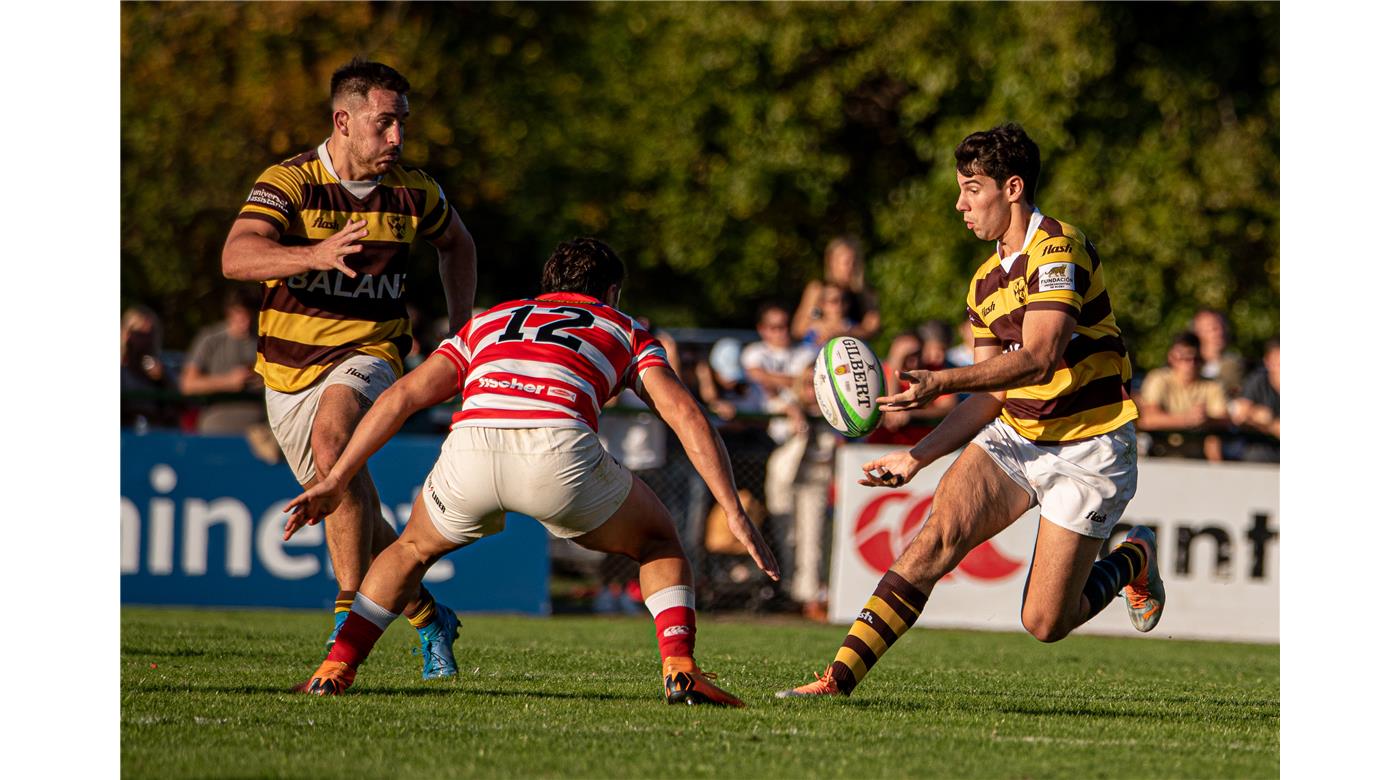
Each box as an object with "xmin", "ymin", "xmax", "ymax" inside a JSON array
[
  {"xmin": 662, "ymin": 656, "xmax": 746, "ymax": 708},
  {"xmin": 295, "ymin": 660, "xmax": 357, "ymax": 696},
  {"xmin": 774, "ymin": 665, "xmax": 846, "ymax": 699}
]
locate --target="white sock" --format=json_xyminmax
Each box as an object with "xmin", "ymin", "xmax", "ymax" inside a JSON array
[
  {"xmin": 644, "ymin": 585, "xmax": 695, "ymax": 617},
  {"xmin": 350, "ymin": 593, "xmax": 399, "ymax": 631}
]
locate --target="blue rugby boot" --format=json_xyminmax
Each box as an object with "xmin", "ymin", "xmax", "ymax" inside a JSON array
[{"xmin": 416, "ymin": 604, "xmax": 461, "ymax": 680}]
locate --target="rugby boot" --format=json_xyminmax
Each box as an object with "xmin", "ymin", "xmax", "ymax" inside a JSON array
[
  {"xmin": 1122, "ymin": 525, "xmax": 1166, "ymax": 632},
  {"xmin": 662, "ymin": 656, "xmax": 746, "ymax": 708},
  {"xmin": 416, "ymin": 604, "xmax": 461, "ymax": 680},
  {"xmin": 324, "ymin": 610, "xmax": 349, "ymax": 654},
  {"xmin": 297, "ymin": 660, "xmax": 356, "ymax": 696},
  {"xmin": 774, "ymin": 665, "xmax": 846, "ymax": 699}
]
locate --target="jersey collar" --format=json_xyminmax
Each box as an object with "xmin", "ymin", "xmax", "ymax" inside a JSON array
[
  {"xmin": 536, "ymin": 291, "xmax": 603, "ymax": 305},
  {"xmin": 318, "ymin": 139, "xmax": 382, "ymax": 200},
  {"xmin": 997, "ymin": 207, "xmax": 1044, "ymax": 272}
]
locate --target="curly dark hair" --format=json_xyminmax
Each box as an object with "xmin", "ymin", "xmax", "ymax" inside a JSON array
[
  {"xmin": 331, "ymin": 58, "xmax": 410, "ymax": 104},
  {"xmin": 955, "ymin": 123, "xmax": 1041, "ymax": 203},
  {"xmin": 540, "ymin": 238, "xmax": 626, "ymax": 300}
]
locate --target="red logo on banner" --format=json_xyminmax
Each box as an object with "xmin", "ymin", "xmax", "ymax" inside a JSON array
[{"xmin": 851, "ymin": 491, "xmax": 1023, "ymax": 581}]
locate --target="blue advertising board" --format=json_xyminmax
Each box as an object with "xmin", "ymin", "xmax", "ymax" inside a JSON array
[{"xmin": 121, "ymin": 431, "xmax": 550, "ymax": 615}]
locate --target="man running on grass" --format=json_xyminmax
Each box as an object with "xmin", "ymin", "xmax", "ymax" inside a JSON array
[
  {"xmin": 284, "ymin": 237, "xmax": 778, "ymax": 706},
  {"xmin": 777, "ymin": 123, "xmax": 1165, "ymax": 699}
]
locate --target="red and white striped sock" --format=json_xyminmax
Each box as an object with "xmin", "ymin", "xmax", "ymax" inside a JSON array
[
  {"xmin": 645, "ymin": 585, "xmax": 696, "ymax": 660},
  {"xmin": 326, "ymin": 593, "xmax": 399, "ymax": 667}
]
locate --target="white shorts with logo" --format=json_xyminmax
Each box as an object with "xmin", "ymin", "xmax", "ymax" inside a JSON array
[
  {"xmin": 420, "ymin": 425, "xmax": 635, "ymax": 545},
  {"xmin": 265, "ymin": 354, "xmax": 398, "ymax": 486},
  {"xmin": 971, "ymin": 418, "xmax": 1138, "ymax": 539}
]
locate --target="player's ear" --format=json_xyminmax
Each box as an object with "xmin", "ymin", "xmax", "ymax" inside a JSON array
[
  {"xmin": 606, "ymin": 283, "xmax": 622, "ymax": 307},
  {"xmin": 1003, "ymin": 175, "xmax": 1024, "ymax": 204},
  {"xmin": 333, "ymin": 108, "xmax": 351, "ymax": 137}
]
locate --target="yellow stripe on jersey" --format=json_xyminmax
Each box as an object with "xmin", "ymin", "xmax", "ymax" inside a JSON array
[
  {"xmin": 1009, "ymin": 351, "xmax": 1130, "ymax": 401},
  {"xmin": 256, "ymin": 342, "xmax": 405, "ymax": 392},
  {"xmin": 258, "ymin": 309, "xmax": 410, "ymax": 348},
  {"xmin": 1002, "ymin": 401, "xmax": 1138, "ymax": 443}
]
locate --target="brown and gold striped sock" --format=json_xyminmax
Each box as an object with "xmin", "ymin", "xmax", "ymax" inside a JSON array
[
  {"xmin": 405, "ymin": 588, "xmax": 438, "ymax": 631},
  {"xmin": 334, "ymin": 590, "xmax": 355, "ymax": 618},
  {"xmin": 1082, "ymin": 539, "xmax": 1147, "ymax": 619},
  {"xmin": 830, "ymin": 571, "xmax": 929, "ymax": 694}
]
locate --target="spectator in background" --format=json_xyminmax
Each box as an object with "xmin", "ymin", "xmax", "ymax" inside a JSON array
[
  {"xmin": 179, "ymin": 288, "xmax": 265, "ymax": 435},
  {"xmin": 121, "ymin": 305, "xmax": 174, "ymax": 428},
  {"xmin": 698, "ymin": 337, "xmax": 769, "ymax": 428},
  {"xmin": 792, "ymin": 236, "xmax": 881, "ymax": 344},
  {"xmin": 1136, "ymin": 332, "xmax": 1230, "ymax": 461},
  {"xmin": 765, "ymin": 353, "xmax": 839, "ymax": 621},
  {"xmin": 742, "ymin": 303, "xmax": 817, "ymax": 445},
  {"xmin": 1192, "ymin": 308, "xmax": 1247, "ymax": 397},
  {"xmin": 946, "ymin": 318, "xmax": 976, "ymax": 368},
  {"xmin": 868, "ymin": 324, "xmax": 958, "ymax": 445},
  {"xmin": 1231, "ymin": 338, "xmax": 1280, "ymax": 463}
]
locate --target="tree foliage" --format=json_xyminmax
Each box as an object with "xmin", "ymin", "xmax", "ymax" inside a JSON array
[{"xmin": 122, "ymin": 1, "xmax": 1279, "ymax": 366}]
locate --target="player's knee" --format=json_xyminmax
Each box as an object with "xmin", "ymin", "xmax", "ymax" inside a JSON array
[{"xmin": 1021, "ymin": 608, "xmax": 1071, "ymax": 643}]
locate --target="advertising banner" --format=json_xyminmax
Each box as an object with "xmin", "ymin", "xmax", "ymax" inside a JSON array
[
  {"xmin": 121, "ymin": 431, "xmax": 550, "ymax": 614},
  {"xmin": 830, "ymin": 446, "xmax": 1279, "ymax": 642}
]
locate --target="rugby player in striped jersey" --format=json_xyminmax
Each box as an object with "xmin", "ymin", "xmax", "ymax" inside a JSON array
[
  {"xmin": 221, "ymin": 59, "xmax": 476, "ymax": 679},
  {"xmin": 283, "ymin": 238, "xmax": 778, "ymax": 705},
  {"xmin": 777, "ymin": 123, "xmax": 1165, "ymax": 699}
]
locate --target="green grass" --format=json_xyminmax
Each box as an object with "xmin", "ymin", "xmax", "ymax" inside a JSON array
[{"xmin": 121, "ymin": 607, "xmax": 1278, "ymax": 779}]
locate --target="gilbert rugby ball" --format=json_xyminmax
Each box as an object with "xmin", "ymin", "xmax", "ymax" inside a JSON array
[{"xmin": 813, "ymin": 336, "xmax": 885, "ymax": 437}]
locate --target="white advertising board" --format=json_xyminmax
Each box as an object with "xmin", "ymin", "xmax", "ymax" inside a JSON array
[{"xmin": 829, "ymin": 446, "xmax": 1279, "ymax": 643}]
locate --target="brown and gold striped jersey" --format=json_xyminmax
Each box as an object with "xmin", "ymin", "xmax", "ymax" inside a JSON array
[
  {"xmin": 965, "ymin": 212, "xmax": 1138, "ymax": 443},
  {"xmin": 237, "ymin": 142, "xmax": 454, "ymax": 393}
]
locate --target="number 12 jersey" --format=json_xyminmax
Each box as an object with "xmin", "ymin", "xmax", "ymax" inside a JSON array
[{"xmin": 432, "ymin": 292, "xmax": 669, "ymax": 432}]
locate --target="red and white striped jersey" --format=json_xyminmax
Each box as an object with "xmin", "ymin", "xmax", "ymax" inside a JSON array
[{"xmin": 433, "ymin": 292, "xmax": 669, "ymax": 431}]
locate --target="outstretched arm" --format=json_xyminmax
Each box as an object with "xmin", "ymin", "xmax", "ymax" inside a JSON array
[
  {"xmin": 282, "ymin": 353, "xmax": 461, "ymax": 538},
  {"xmin": 878, "ymin": 309, "xmax": 1076, "ymax": 411},
  {"xmin": 637, "ymin": 365, "xmax": 780, "ymax": 581},
  {"xmin": 430, "ymin": 210, "xmax": 477, "ymax": 333},
  {"xmin": 860, "ymin": 345, "xmax": 1007, "ymax": 488}
]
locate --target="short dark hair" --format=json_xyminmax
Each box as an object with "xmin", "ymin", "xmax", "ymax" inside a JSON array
[
  {"xmin": 223, "ymin": 286, "xmax": 261, "ymax": 314},
  {"xmin": 331, "ymin": 58, "xmax": 410, "ymax": 104},
  {"xmin": 955, "ymin": 123, "xmax": 1041, "ymax": 203},
  {"xmin": 755, "ymin": 301, "xmax": 789, "ymax": 325},
  {"xmin": 540, "ymin": 238, "xmax": 625, "ymax": 299},
  {"xmin": 1170, "ymin": 331, "xmax": 1202, "ymax": 352},
  {"xmin": 916, "ymin": 319, "xmax": 952, "ymax": 347}
]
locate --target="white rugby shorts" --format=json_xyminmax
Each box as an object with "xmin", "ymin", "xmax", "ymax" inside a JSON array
[
  {"xmin": 265, "ymin": 354, "xmax": 398, "ymax": 486},
  {"xmin": 420, "ymin": 425, "xmax": 634, "ymax": 545},
  {"xmin": 971, "ymin": 418, "xmax": 1138, "ymax": 539}
]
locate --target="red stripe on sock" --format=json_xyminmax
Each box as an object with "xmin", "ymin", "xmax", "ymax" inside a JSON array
[
  {"xmin": 327, "ymin": 612, "xmax": 385, "ymax": 667},
  {"xmin": 654, "ymin": 605, "xmax": 696, "ymax": 660}
]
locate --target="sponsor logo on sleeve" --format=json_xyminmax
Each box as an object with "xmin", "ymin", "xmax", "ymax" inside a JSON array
[{"xmin": 1038, "ymin": 262, "xmax": 1076, "ymax": 292}]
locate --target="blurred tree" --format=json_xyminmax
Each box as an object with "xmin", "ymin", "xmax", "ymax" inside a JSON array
[{"xmin": 122, "ymin": 1, "xmax": 1278, "ymax": 370}]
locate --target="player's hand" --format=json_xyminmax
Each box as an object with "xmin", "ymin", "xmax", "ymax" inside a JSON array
[
  {"xmin": 881, "ymin": 410, "xmax": 911, "ymax": 431},
  {"xmin": 282, "ymin": 479, "xmax": 348, "ymax": 540},
  {"xmin": 877, "ymin": 370, "xmax": 944, "ymax": 412},
  {"xmin": 306, "ymin": 219, "xmax": 369, "ymax": 278},
  {"xmin": 727, "ymin": 509, "xmax": 781, "ymax": 581},
  {"xmin": 858, "ymin": 450, "xmax": 922, "ymax": 489}
]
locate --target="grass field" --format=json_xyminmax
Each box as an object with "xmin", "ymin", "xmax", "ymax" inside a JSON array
[{"xmin": 121, "ymin": 607, "xmax": 1278, "ymax": 778}]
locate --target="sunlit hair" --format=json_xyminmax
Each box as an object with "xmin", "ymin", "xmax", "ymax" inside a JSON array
[
  {"xmin": 540, "ymin": 237, "xmax": 626, "ymax": 300},
  {"xmin": 331, "ymin": 58, "xmax": 411, "ymax": 105},
  {"xmin": 955, "ymin": 123, "xmax": 1041, "ymax": 204},
  {"xmin": 824, "ymin": 235, "xmax": 866, "ymax": 293}
]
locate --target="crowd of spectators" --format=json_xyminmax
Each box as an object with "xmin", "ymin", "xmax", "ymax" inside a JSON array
[{"xmin": 122, "ymin": 246, "xmax": 1280, "ymax": 618}]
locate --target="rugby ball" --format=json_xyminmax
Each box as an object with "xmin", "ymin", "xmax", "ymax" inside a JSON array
[{"xmin": 813, "ymin": 336, "xmax": 885, "ymax": 437}]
